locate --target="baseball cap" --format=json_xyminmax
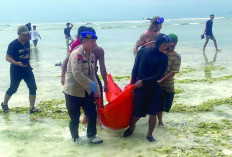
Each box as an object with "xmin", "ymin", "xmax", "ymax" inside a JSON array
[
  {"xmin": 81, "ymin": 31, "xmax": 98, "ymax": 39},
  {"xmin": 168, "ymin": 33, "xmax": 178, "ymax": 42},
  {"xmin": 17, "ymin": 25, "xmax": 29, "ymax": 34}
]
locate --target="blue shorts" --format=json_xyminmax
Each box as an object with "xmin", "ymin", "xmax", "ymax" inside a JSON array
[
  {"xmin": 206, "ymin": 34, "xmax": 215, "ymax": 40},
  {"xmin": 133, "ymin": 86, "xmax": 160, "ymax": 118}
]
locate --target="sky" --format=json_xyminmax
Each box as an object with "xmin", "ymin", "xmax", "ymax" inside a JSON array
[{"xmin": 0, "ymin": 0, "xmax": 232, "ymax": 23}]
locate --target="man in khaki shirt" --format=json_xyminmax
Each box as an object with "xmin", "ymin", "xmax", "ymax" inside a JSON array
[
  {"xmin": 63, "ymin": 31, "xmax": 103, "ymax": 144},
  {"xmin": 157, "ymin": 33, "xmax": 181, "ymax": 126}
]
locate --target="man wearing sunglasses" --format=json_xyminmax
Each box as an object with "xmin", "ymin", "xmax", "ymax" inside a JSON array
[
  {"xmin": 1, "ymin": 26, "xmax": 40, "ymax": 114},
  {"xmin": 133, "ymin": 16, "xmax": 164, "ymax": 56}
]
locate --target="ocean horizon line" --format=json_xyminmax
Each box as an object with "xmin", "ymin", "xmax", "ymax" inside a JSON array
[{"xmin": 0, "ymin": 16, "xmax": 226, "ymax": 26}]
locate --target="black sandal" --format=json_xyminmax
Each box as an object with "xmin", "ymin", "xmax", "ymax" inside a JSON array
[
  {"xmin": 1, "ymin": 102, "xmax": 9, "ymax": 113},
  {"xmin": 30, "ymin": 107, "xmax": 41, "ymax": 114}
]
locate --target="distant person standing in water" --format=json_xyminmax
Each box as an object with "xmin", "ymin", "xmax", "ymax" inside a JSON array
[
  {"xmin": 25, "ymin": 23, "xmax": 32, "ymax": 31},
  {"xmin": 202, "ymin": 14, "xmax": 220, "ymax": 52},
  {"xmin": 64, "ymin": 22, "xmax": 75, "ymax": 52},
  {"xmin": 30, "ymin": 25, "xmax": 41, "ymax": 48},
  {"xmin": 1, "ymin": 26, "xmax": 40, "ymax": 114},
  {"xmin": 133, "ymin": 16, "xmax": 164, "ymax": 56}
]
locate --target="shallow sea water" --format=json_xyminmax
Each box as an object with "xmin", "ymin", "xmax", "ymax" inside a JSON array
[{"xmin": 0, "ymin": 17, "xmax": 232, "ymax": 156}]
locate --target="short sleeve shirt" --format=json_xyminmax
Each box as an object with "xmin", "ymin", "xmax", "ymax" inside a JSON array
[
  {"xmin": 64, "ymin": 27, "xmax": 72, "ymax": 38},
  {"xmin": 205, "ymin": 20, "xmax": 213, "ymax": 35},
  {"xmin": 160, "ymin": 51, "xmax": 181, "ymax": 93},
  {"xmin": 30, "ymin": 30, "xmax": 39, "ymax": 40},
  {"xmin": 7, "ymin": 39, "xmax": 31, "ymax": 67}
]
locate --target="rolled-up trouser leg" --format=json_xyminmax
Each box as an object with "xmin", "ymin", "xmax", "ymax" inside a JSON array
[
  {"xmin": 23, "ymin": 69, "xmax": 37, "ymax": 95},
  {"xmin": 6, "ymin": 67, "xmax": 22, "ymax": 96}
]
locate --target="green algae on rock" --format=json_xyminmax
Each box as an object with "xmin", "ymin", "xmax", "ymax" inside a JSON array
[{"xmin": 175, "ymin": 75, "xmax": 232, "ymax": 84}]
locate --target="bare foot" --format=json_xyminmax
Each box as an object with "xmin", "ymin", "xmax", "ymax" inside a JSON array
[{"xmin": 159, "ymin": 121, "xmax": 164, "ymax": 127}]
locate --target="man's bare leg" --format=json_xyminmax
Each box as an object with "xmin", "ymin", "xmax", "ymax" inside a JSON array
[
  {"xmin": 157, "ymin": 111, "xmax": 164, "ymax": 126},
  {"xmin": 147, "ymin": 115, "xmax": 156, "ymax": 137},
  {"xmin": 213, "ymin": 38, "xmax": 220, "ymax": 51},
  {"xmin": 29, "ymin": 95, "xmax": 36, "ymax": 109},
  {"xmin": 203, "ymin": 39, "xmax": 209, "ymax": 52},
  {"xmin": 123, "ymin": 116, "xmax": 139, "ymax": 137},
  {"xmin": 3, "ymin": 94, "xmax": 11, "ymax": 106}
]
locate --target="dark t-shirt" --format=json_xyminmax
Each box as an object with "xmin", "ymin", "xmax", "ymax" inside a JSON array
[
  {"xmin": 131, "ymin": 47, "xmax": 168, "ymax": 87},
  {"xmin": 64, "ymin": 27, "xmax": 72, "ymax": 38},
  {"xmin": 205, "ymin": 20, "xmax": 213, "ymax": 35},
  {"xmin": 25, "ymin": 23, "xmax": 31, "ymax": 31},
  {"xmin": 7, "ymin": 39, "xmax": 31, "ymax": 68}
]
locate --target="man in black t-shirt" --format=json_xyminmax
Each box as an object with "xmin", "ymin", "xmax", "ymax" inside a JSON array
[
  {"xmin": 203, "ymin": 14, "xmax": 220, "ymax": 52},
  {"xmin": 1, "ymin": 26, "xmax": 40, "ymax": 113},
  {"xmin": 64, "ymin": 22, "xmax": 75, "ymax": 52}
]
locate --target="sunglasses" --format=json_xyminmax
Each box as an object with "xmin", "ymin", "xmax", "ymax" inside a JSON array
[{"xmin": 156, "ymin": 17, "xmax": 164, "ymax": 23}]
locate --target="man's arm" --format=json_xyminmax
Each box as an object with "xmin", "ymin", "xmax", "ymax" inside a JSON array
[
  {"xmin": 158, "ymin": 55, "xmax": 181, "ymax": 84},
  {"xmin": 142, "ymin": 56, "xmax": 168, "ymax": 85},
  {"xmin": 6, "ymin": 54, "xmax": 26, "ymax": 67},
  {"xmin": 158, "ymin": 72, "xmax": 175, "ymax": 84},
  {"xmin": 38, "ymin": 33, "xmax": 41, "ymax": 40},
  {"xmin": 71, "ymin": 53, "xmax": 92, "ymax": 94},
  {"xmin": 133, "ymin": 34, "xmax": 146, "ymax": 57},
  {"xmin": 64, "ymin": 29, "xmax": 69, "ymax": 38},
  {"xmin": 61, "ymin": 54, "xmax": 70, "ymax": 85},
  {"xmin": 131, "ymin": 48, "xmax": 142, "ymax": 85},
  {"xmin": 98, "ymin": 48, "xmax": 108, "ymax": 91},
  {"xmin": 70, "ymin": 24, "xmax": 73, "ymax": 29},
  {"xmin": 203, "ymin": 21, "xmax": 209, "ymax": 34},
  {"xmin": 91, "ymin": 54, "xmax": 101, "ymax": 97}
]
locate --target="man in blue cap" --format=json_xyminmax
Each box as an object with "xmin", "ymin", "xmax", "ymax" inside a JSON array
[
  {"xmin": 123, "ymin": 34, "xmax": 170, "ymax": 142},
  {"xmin": 63, "ymin": 31, "xmax": 103, "ymax": 144}
]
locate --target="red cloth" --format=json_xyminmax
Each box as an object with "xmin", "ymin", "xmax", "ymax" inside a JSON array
[
  {"xmin": 98, "ymin": 74, "xmax": 134, "ymax": 130},
  {"xmin": 69, "ymin": 38, "xmax": 81, "ymax": 53}
]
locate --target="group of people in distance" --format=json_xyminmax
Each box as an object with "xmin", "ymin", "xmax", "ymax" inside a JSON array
[
  {"xmin": 1, "ymin": 14, "xmax": 219, "ymax": 144},
  {"xmin": 25, "ymin": 23, "xmax": 42, "ymax": 48}
]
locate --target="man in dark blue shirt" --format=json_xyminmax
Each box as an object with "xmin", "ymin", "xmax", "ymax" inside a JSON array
[
  {"xmin": 123, "ymin": 34, "xmax": 171, "ymax": 142},
  {"xmin": 1, "ymin": 26, "xmax": 40, "ymax": 113},
  {"xmin": 64, "ymin": 22, "xmax": 75, "ymax": 52},
  {"xmin": 203, "ymin": 14, "xmax": 220, "ymax": 52}
]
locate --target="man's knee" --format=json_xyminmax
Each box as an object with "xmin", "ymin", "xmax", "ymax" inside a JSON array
[
  {"xmin": 6, "ymin": 86, "xmax": 19, "ymax": 96},
  {"xmin": 29, "ymin": 86, "xmax": 37, "ymax": 95}
]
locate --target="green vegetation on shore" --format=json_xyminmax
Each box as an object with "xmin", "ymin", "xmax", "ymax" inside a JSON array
[{"xmin": 171, "ymin": 96, "xmax": 232, "ymax": 113}]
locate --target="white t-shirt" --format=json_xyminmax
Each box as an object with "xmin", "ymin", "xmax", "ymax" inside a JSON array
[{"xmin": 30, "ymin": 30, "xmax": 39, "ymax": 40}]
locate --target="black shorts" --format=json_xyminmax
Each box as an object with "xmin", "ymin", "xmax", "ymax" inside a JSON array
[
  {"xmin": 133, "ymin": 86, "xmax": 160, "ymax": 118},
  {"xmin": 159, "ymin": 90, "xmax": 174, "ymax": 112}
]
